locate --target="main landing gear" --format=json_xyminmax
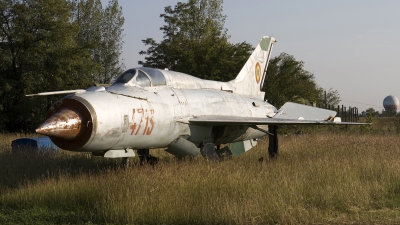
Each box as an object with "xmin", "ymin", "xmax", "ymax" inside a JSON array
[
  {"xmin": 252, "ymin": 125, "xmax": 279, "ymax": 159},
  {"xmin": 120, "ymin": 149, "xmax": 159, "ymax": 167},
  {"xmin": 137, "ymin": 149, "xmax": 159, "ymax": 165},
  {"xmin": 200, "ymin": 139, "xmax": 220, "ymax": 161},
  {"xmin": 268, "ymin": 125, "xmax": 278, "ymax": 158}
]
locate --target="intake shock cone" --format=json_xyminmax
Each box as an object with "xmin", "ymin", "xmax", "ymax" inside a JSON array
[
  {"xmin": 36, "ymin": 109, "xmax": 82, "ymax": 140},
  {"xmin": 36, "ymin": 97, "xmax": 95, "ymax": 151}
]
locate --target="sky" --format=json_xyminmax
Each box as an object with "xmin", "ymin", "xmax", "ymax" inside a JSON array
[{"xmin": 104, "ymin": 0, "xmax": 400, "ymax": 112}]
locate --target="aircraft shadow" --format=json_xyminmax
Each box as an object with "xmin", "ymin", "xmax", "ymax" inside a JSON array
[{"xmin": 0, "ymin": 150, "xmax": 126, "ymax": 191}]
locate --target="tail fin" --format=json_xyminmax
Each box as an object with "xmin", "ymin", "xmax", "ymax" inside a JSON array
[{"xmin": 229, "ymin": 36, "xmax": 276, "ymax": 99}]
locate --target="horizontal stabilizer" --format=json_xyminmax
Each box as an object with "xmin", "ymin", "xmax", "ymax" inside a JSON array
[{"xmin": 274, "ymin": 102, "xmax": 336, "ymax": 121}]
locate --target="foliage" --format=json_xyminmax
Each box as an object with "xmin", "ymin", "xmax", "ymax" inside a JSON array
[
  {"xmin": 139, "ymin": 0, "xmax": 253, "ymax": 81},
  {"xmin": 385, "ymin": 109, "xmax": 397, "ymax": 117},
  {"xmin": 393, "ymin": 115, "xmax": 400, "ymax": 133},
  {"xmin": 317, "ymin": 87, "xmax": 341, "ymax": 107},
  {"xmin": 0, "ymin": 0, "xmax": 89, "ymax": 131},
  {"xmin": 365, "ymin": 107, "xmax": 379, "ymax": 117},
  {"xmin": 0, "ymin": 0, "xmax": 124, "ymax": 132},
  {"xmin": 366, "ymin": 111, "xmax": 374, "ymax": 123},
  {"xmin": 140, "ymin": 0, "xmax": 341, "ymax": 109},
  {"xmin": 70, "ymin": 0, "xmax": 125, "ymax": 84},
  {"xmin": 263, "ymin": 52, "xmax": 320, "ymax": 108}
]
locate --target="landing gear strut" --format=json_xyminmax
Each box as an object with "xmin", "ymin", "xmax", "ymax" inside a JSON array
[
  {"xmin": 200, "ymin": 139, "xmax": 219, "ymax": 161},
  {"xmin": 121, "ymin": 157, "xmax": 129, "ymax": 167},
  {"xmin": 268, "ymin": 125, "xmax": 278, "ymax": 158},
  {"xmin": 137, "ymin": 149, "xmax": 159, "ymax": 165},
  {"xmin": 251, "ymin": 125, "xmax": 279, "ymax": 159}
]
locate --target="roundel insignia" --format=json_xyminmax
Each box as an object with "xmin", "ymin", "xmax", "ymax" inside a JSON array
[{"xmin": 255, "ymin": 62, "xmax": 261, "ymax": 84}]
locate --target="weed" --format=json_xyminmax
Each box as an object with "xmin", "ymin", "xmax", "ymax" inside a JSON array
[{"xmin": 1, "ymin": 123, "xmax": 400, "ymax": 224}]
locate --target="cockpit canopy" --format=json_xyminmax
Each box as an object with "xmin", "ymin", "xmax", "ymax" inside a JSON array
[{"xmin": 113, "ymin": 67, "xmax": 166, "ymax": 87}]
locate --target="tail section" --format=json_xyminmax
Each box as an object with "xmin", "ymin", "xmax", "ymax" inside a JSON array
[{"xmin": 229, "ymin": 36, "xmax": 276, "ymax": 99}]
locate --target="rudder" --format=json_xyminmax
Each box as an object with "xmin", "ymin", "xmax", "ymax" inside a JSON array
[{"xmin": 229, "ymin": 36, "xmax": 276, "ymax": 99}]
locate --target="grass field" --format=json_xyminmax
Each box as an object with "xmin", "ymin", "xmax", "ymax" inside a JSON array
[{"xmin": 1, "ymin": 118, "xmax": 400, "ymax": 224}]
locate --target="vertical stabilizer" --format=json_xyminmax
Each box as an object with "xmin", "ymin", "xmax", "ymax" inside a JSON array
[{"xmin": 229, "ymin": 36, "xmax": 276, "ymax": 99}]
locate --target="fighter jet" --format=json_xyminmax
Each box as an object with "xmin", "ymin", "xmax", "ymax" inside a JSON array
[{"xmin": 28, "ymin": 36, "xmax": 366, "ymax": 164}]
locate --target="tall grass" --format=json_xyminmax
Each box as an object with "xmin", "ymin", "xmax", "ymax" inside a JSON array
[{"xmin": 1, "ymin": 122, "xmax": 400, "ymax": 224}]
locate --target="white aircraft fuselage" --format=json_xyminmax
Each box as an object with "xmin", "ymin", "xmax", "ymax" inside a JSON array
[
  {"xmin": 40, "ymin": 68, "xmax": 273, "ymax": 156},
  {"xmin": 33, "ymin": 36, "xmax": 366, "ymax": 160}
]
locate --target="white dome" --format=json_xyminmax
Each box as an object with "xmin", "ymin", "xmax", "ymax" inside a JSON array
[{"xmin": 383, "ymin": 95, "xmax": 399, "ymax": 110}]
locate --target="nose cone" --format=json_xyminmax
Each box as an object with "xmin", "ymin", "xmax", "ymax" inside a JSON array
[{"xmin": 36, "ymin": 109, "xmax": 82, "ymax": 140}]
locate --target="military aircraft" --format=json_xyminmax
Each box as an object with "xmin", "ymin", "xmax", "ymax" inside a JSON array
[{"xmin": 28, "ymin": 36, "xmax": 366, "ymax": 164}]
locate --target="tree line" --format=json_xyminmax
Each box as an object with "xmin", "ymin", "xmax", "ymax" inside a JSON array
[
  {"xmin": 1, "ymin": 0, "xmax": 339, "ymax": 133},
  {"xmin": 0, "ymin": 0, "xmax": 124, "ymax": 132},
  {"xmin": 140, "ymin": 0, "xmax": 340, "ymax": 108}
]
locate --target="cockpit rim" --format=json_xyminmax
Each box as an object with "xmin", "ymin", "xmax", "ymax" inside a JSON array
[{"xmin": 112, "ymin": 67, "xmax": 166, "ymax": 87}]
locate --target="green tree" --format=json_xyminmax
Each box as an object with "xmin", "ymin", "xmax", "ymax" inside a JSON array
[
  {"xmin": 96, "ymin": 0, "xmax": 124, "ymax": 83},
  {"xmin": 263, "ymin": 52, "xmax": 320, "ymax": 108},
  {"xmin": 139, "ymin": 0, "xmax": 252, "ymax": 81},
  {"xmin": 69, "ymin": 0, "xmax": 125, "ymax": 84},
  {"xmin": 317, "ymin": 88, "xmax": 341, "ymax": 107},
  {"xmin": 68, "ymin": 0, "xmax": 103, "ymax": 85},
  {"xmin": 0, "ymin": 0, "xmax": 95, "ymax": 132},
  {"xmin": 365, "ymin": 107, "xmax": 379, "ymax": 117},
  {"xmin": 0, "ymin": 0, "xmax": 125, "ymax": 132},
  {"xmin": 384, "ymin": 109, "xmax": 396, "ymax": 117}
]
